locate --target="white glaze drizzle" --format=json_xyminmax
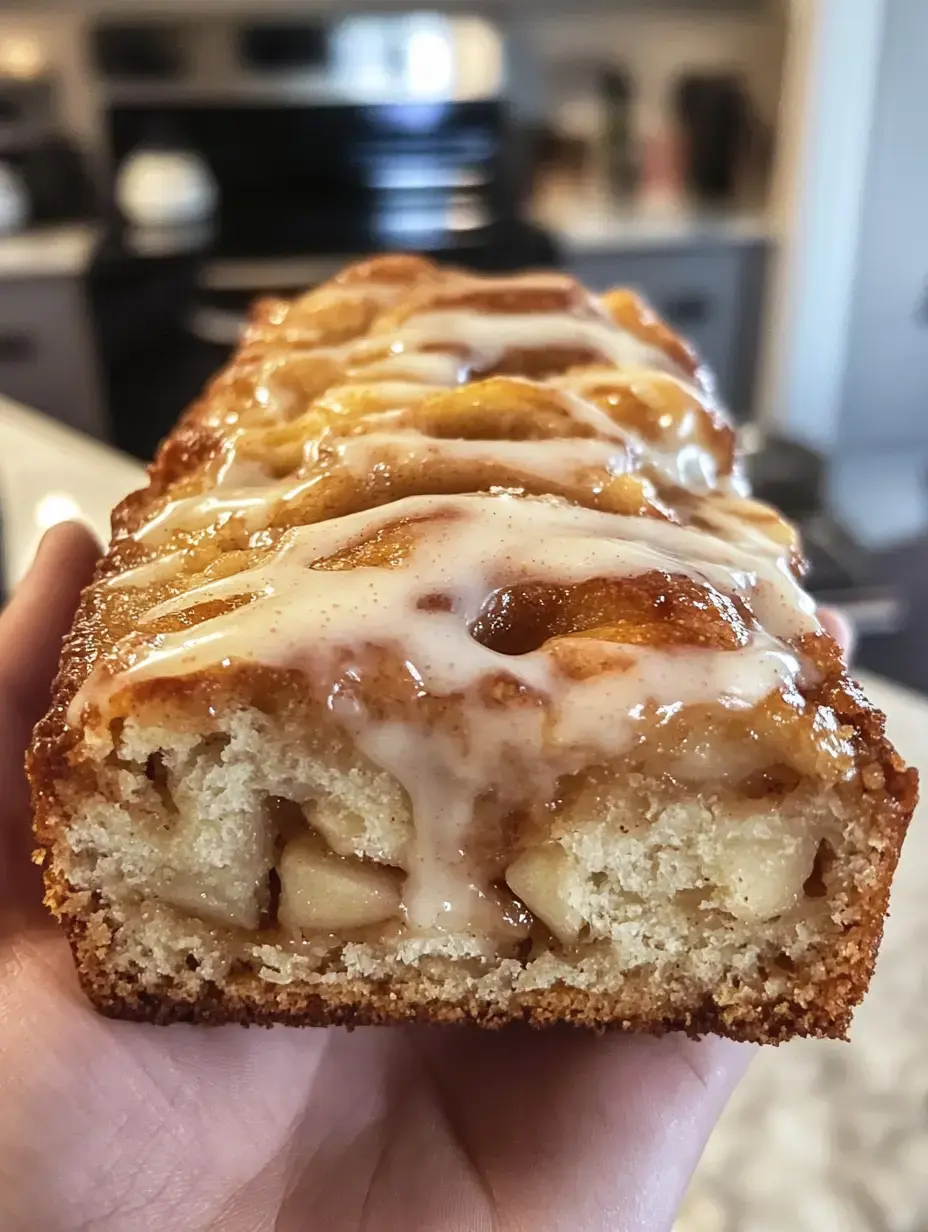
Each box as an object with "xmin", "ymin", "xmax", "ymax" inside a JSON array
[
  {"xmin": 375, "ymin": 308, "xmax": 677, "ymax": 376},
  {"xmin": 78, "ymin": 269, "xmax": 816, "ymax": 933},
  {"xmin": 321, "ymin": 380, "xmax": 437, "ymax": 407},
  {"xmin": 354, "ymin": 349, "xmax": 469, "ymax": 386},
  {"xmin": 136, "ymin": 493, "xmax": 816, "ymax": 655},
  {"xmin": 103, "ymin": 549, "xmax": 188, "ymax": 592},
  {"xmin": 131, "ymin": 363, "xmax": 731, "ymax": 548},
  {"xmin": 245, "ymin": 277, "xmax": 695, "ymax": 426},
  {"xmin": 76, "ymin": 493, "xmax": 817, "ymax": 929},
  {"xmin": 131, "ymin": 430, "xmax": 640, "ymax": 548},
  {"xmin": 329, "ymin": 431, "xmax": 635, "ymax": 486}
]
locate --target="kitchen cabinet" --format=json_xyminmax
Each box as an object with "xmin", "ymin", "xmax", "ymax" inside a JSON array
[
  {"xmin": 0, "ymin": 275, "xmax": 104, "ymax": 439},
  {"xmin": 566, "ymin": 243, "xmax": 767, "ymax": 416},
  {"xmin": 515, "ymin": 0, "xmax": 767, "ymax": 8}
]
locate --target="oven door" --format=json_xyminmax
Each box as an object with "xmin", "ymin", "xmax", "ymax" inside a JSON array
[
  {"xmin": 91, "ymin": 252, "xmax": 232, "ymax": 462},
  {"xmin": 186, "ymin": 219, "xmax": 560, "ymax": 348},
  {"xmin": 93, "ymin": 220, "xmax": 560, "ymax": 462}
]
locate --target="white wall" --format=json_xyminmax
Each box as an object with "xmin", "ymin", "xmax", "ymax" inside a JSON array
[
  {"xmin": 836, "ymin": 0, "xmax": 928, "ymax": 451},
  {"xmin": 756, "ymin": 0, "xmax": 889, "ymax": 450}
]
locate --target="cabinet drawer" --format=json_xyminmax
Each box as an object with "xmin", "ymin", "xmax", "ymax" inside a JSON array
[
  {"xmin": 0, "ymin": 279, "xmax": 103, "ymax": 436},
  {"xmin": 567, "ymin": 249, "xmax": 751, "ymax": 410}
]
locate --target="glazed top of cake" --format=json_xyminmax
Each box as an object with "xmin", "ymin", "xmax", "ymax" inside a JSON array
[{"xmin": 64, "ymin": 256, "xmax": 860, "ymax": 929}]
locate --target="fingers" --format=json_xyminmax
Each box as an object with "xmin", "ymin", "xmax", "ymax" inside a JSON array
[
  {"xmin": 819, "ymin": 607, "xmax": 854, "ymax": 660},
  {"xmin": 415, "ymin": 1026, "xmax": 752, "ymax": 1232},
  {"xmin": 0, "ymin": 523, "xmax": 100, "ymax": 917}
]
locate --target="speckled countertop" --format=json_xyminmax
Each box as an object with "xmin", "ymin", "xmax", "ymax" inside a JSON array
[
  {"xmin": 677, "ymin": 672, "xmax": 928, "ymax": 1232},
  {"xmin": 530, "ymin": 177, "xmax": 773, "ymax": 255}
]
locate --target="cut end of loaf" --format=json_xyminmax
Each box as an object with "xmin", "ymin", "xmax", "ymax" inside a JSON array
[{"xmin": 36, "ymin": 692, "xmax": 908, "ymax": 1041}]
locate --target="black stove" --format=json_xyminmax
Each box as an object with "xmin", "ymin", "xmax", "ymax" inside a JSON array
[
  {"xmin": 90, "ymin": 67, "xmax": 559, "ymax": 459},
  {"xmin": 89, "ymin": 212, "xmax": 560, "ymax": 463}
]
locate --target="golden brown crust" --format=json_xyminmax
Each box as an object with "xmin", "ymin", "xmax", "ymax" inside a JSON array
[
  {"xmin": 27, "ymin": 254, "xmax": 918, "ymax": 1039},
  {"xmin": 34, "ymin": 654, "xmax": 912, "ymax": 1043}
]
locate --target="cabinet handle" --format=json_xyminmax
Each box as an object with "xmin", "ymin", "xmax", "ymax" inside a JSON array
[
  {"xmin": 662, "ymin": 294, "xmax": 712, "ymax": 328},
  {"xmin": 0, "ymin": 330, "xmax": 37, "ymax": 363}
]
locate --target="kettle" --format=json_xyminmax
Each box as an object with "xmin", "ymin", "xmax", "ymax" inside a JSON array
[{"xmin": 116, "ymin": 148, "xmax": 218, "ymax": 229}]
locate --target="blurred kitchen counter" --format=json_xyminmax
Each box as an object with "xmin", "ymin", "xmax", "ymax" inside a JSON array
[
  {"xmin": 0, "ymin": 397, "xmax": 143, "ymax": 593},
  {"xmin": 0, "ymin": 196, "xmax": 774, "ymax": 277},
  {"xmin": 0, "ymin": 222, "xmax": 99, "ymax": 280},
  {"xmin": 530, "ymin": 175, "xmax": 774, "ymax": 255},
  {"xmin": 678, "ymin": 670, "xmax": 928, "ymax": 1232}
]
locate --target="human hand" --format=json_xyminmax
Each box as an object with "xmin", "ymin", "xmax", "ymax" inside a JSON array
[{"xmin": 0, "ymin": 524, "xmax": 852, "ymax": 1232}]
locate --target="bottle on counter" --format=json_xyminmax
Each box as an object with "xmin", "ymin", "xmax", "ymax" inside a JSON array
[
  {"xmin": 673, "ymin": 73, "xmax": 752, "ymax": 205},
  {"xmin": 637, "ymin": 108, "xmax": 686, "ymax": 214}
]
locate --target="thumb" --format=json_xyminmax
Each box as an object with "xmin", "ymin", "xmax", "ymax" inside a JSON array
[
  {"xmin": 0, "ymin": 522, "xmax": 101, "ymax": 717},
  {"xmin": 0, "ymin": 522, "xmax": 100, "ymax": 921}
]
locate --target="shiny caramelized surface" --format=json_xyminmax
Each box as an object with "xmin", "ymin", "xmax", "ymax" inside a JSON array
[
  {"xmin": 50, "ymin": 255, "xmax": 921, "ymax": 940},
  {"xmin": 96, "ymin": 254, "xmax": 794, "ymax": 659},
  {"xmin": 71, "ymin": 254, "xmax": 833, "ymax": 789}
]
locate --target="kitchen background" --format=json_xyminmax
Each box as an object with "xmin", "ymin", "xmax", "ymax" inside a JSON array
[
  {"xmin": 0, "ymin": 2, "xmax": 925, "ymax": 1228},
  {"xmin": 1, "ymin": 0, "xmax": 926, "ymax": 684}
]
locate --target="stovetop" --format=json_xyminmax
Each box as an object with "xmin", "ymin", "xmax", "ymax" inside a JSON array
[
  {"xmin": 90, "ymin": 210, "xmax": 563, "ymax": 462},
  {"xmin": 92, "ymin": 207, "xmax": 559, "ymax": 271}
]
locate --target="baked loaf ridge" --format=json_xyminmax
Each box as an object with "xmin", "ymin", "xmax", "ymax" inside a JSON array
[{"xmin": 29, "ymin": 255, "xmax": 916, "ymax": 1041}]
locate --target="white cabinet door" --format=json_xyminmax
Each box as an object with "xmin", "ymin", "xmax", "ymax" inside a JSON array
[{"xmin": 840, "ymin": 0, "xmax": 928, "ymax": 448}]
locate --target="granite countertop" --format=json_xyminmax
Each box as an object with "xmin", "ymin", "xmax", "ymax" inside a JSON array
[
  {"xmin": 531, "ymin": 176, "xmax": 773, "ymax": 255},
  {"xmin": 1, "ymin": 404, "xmax": 923, "ymax": 1229}
]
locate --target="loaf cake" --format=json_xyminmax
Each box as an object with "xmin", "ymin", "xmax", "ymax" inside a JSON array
[{"xmin": 28, "ymin": 255, "xmax": 916, "ymax": 1041}]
